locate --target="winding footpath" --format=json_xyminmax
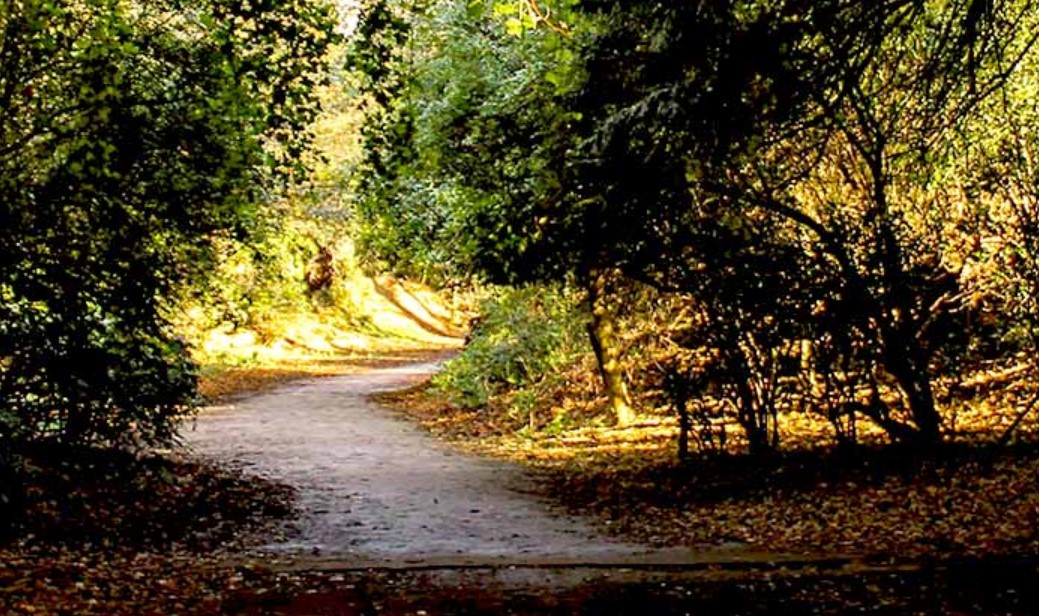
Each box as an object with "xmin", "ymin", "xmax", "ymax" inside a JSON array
[
  {"xmin": 181, "ymin": 359, "xmax": 1039, "ymax": 614},
  {"xmin": 184, "ymin": 359, "xmax": 667, "ymax": 567}
]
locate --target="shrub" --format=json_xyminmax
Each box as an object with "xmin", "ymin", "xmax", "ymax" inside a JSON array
[
  {"xmin": 432, "ymin": 285, "xmax": 587, "ymax": 409},
  {"xmin": 0, "ymin": 297, "xmax": 198, "ymax": 448}
]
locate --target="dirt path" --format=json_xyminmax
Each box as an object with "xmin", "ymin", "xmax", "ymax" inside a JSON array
[
  {"xmin": 179, "ymin": 359, "xmax": 1039, "ymax": 614},
  {"xmin": 185, "ymin": 359, "xmax": 676, "ymax": 567}
]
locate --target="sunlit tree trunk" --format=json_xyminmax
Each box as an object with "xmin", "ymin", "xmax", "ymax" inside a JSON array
[{"xmin": 586, "ymin": 270, "xmax": 635, "ymax": 427}]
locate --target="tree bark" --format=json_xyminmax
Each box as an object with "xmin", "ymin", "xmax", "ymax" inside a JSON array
[
  {"xmin": 884, "ymin": 335, "xmax": 942, "ymax": 446},
  {"xmin": 586, "ymin": 270, "xmax": 636, "ymax": 427}
]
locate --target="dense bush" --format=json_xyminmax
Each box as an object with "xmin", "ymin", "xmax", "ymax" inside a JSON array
[
  {"xmin": 0, "ymin": 299, "xmax": 198, "ymax": 447},
  {"xmin": 432, "ymin": 286, "xmax": 587, "ymax": 410},
  {"xmin": 0, "ymin": 0, "xmax": 336, "ymax": 448}
]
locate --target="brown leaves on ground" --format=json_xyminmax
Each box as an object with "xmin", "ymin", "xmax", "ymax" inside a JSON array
[
  {"xmin": 540, "ymin": 443, "xmax": 1039, "ymax": 560},
  {"xmin": 385, "ymin": 379, "xmax": 1039, "ymax": 563},
  {"xmin": 0, "ymin": 447, "xmax": 297, "ymax": 615},
  {"xmin": 7, "ymin": 447, "xmax": 294, "ymax": 550}
]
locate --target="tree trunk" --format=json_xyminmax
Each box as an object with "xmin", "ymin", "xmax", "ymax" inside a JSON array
[
  {"xmin": 735, "ymin": 377, "xmax": 771, "ymax": 456},
  {"xmin": 886, "ymin": 343, "xmax": 942, "ymax": 446},
  {"xmin": 676, "ymin": 391, "xmax": 691, "ymax": 462},
  {"xmin": 877, "ymin": 290, "xmax": 943, "ymax": 446},
  {"xmin": 586, "ymin": 270, "xmax": 635, "ymax": 427}
]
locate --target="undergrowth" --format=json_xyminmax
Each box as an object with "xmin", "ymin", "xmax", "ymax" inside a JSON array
[{"xmin": 432, "ymin": 285, "xmax": 589, "ymax": 416}]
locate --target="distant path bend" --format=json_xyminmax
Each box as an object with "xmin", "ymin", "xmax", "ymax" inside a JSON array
[{"xmin": 185, "ymin": 359, "xmax": 667, "ymax": 567}]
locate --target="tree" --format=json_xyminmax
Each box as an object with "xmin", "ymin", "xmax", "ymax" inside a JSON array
[
  {"xmin": 561, "ymin": 0, "xmax": 1039, "ymax": 447},
  {"xmin": 0, "ymin": 0, "xmax": 337, "ymax": 448},
  {"xmin": 352, "ymin": 0, "xmax": 643, "ymax": 423},
  {"xmin": 350, "ymin": 0, "xmax": 1039, "ymax": 448}
]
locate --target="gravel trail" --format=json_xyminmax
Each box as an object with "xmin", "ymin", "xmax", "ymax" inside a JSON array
[{"xmin": 185, "ymin": 360, "xmax": 656, "ymax": 566}]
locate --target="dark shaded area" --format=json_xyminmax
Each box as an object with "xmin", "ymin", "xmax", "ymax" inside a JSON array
[
  {"xmin": 541, "ymin": 439, "xmax": 1039, "ymax": 509},
  {"xmin": 0, "ymin": 446, "xmax": 294, "ymax": 551},
  {"xmin": 227, "ymin": 561, "xmax": 1039, "ymax": 615}
]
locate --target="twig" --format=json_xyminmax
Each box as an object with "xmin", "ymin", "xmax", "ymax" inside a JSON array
[{"xmin": 524, "ymin": 0, "xmax": 570, "ymax": 36}]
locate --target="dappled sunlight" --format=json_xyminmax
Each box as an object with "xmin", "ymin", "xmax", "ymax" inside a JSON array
[
  {"xmin": 195, "ymin": 282, "xmax": 463, "ymax": 364},
  {"xmin": 505, "ymin": 421, "xmax": 679, "ymax": 462},
  {"xmin": 7, "ymin": 0, "xmax": 1039, "ymax": 610}
]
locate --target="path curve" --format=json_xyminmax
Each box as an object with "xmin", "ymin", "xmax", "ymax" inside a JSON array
[{"xmin": 185, "ymin": 360, "xmax": 663, "ymax": 566}]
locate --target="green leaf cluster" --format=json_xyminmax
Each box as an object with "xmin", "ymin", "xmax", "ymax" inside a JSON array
[{"xmin": 351, "ymin": 0, "xmax": 589, "ymax": 285}]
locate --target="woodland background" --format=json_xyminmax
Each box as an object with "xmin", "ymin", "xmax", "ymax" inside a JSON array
[{"xmin": 4, "ymin": 0, "xmax": 1039, "ymax": 611}]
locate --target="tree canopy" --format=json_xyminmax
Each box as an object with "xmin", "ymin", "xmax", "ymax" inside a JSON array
[
  {"xmin": 354, "ymin": 0, "xmax": 1039, "ymax": 450},
  {"xmin": 0, "ymin": 0, "xmax": 337, "ymax": 448}
]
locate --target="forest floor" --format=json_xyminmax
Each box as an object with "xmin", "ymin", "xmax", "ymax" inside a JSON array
[
  {"xmin": 4, "ymin": 351, "xmax": 1039, "ymax": 614},
  {"xmin": 381, "ymin": 376, "xmax": 1039, "ymax": 563}
]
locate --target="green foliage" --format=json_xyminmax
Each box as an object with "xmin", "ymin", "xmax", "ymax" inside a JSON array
[
  {"xmin": 351, "ymin": 0, "xmax": 588, "ymax": 285},
  {"xmin": 1, "ymin": 296, "xmax": 198, "ymax": 447},
  {"xmin": 0, "ymin": 0, "xmax": 338, "ymax": 448},
  {"xmin": 432, "ymin": 285, "xmax": 587, "ymax": 409},
  {"xmin": 349, "ymin": 0, "xmax": 1039, "ymax": 452},
  {"xmin": 959, "ymin": 19, "xmax": 1039, "ymax": 358},
  {"xmin": 177, "ymin": 35, "xmax": 371, "ymax": 339}
]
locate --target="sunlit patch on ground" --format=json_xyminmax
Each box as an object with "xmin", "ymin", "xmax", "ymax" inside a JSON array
[{"xmin": 192, "ymin": 274, "xmax": 467, "ymax": 403}]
